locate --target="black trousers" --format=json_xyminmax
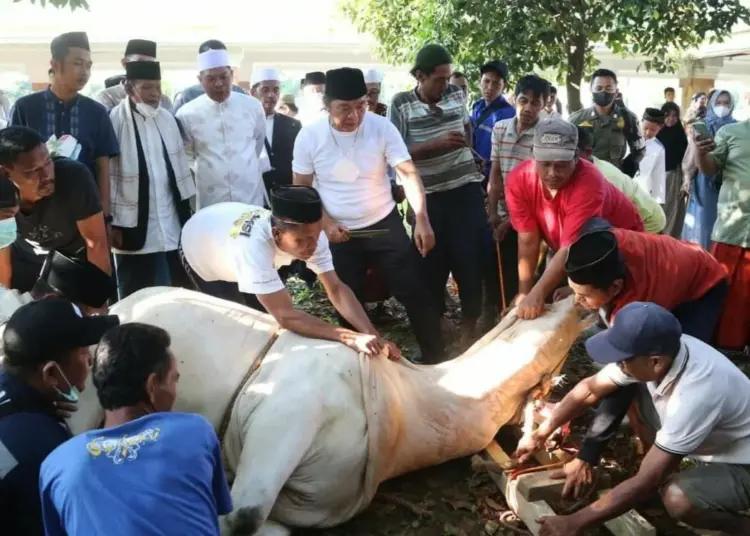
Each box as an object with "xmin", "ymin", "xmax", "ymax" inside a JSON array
[
  {"xmin": 114, "ymin": 250, "xmax": 192, "ymax": 300},
  {"xmin": 330, "ymin": 208, "xmax": 446, "ymax": 363},
  {"xmin": 422, "ymin": 182, "xmax": 487, "ymax": 322},
  {"xmin": 178, "ymin": 245, "xmax": 266, "ymax": 312},
  {"xmin": 577, "ymin": 280, "xmax": 730, "ymax": 464}
]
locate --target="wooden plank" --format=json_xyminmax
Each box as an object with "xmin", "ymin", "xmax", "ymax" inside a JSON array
[
  {"xmin": 597, "ymin": 491, "xmax": 657, "ymax": 536},
  {"xmin": 515, "ymin": 470, "xmax": 566, "ymax": 502}
]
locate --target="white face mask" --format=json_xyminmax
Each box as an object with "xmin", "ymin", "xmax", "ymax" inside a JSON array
[
  {"xmin": 52, "ymin": 362, "xmax": 80, "ymax": 403},
  {"xmin": 136, "ymin": 101, "xmax": 160, "ymax": 119},
  {"xmin": 0, "ymin": 218, "xmax": 17, "ymax": 250},
  {"xmin": 713, "ymin": 105, "xmax": 731, "ymax": 118}
]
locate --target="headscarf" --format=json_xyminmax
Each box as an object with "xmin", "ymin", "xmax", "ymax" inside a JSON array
[
  {"xmin": 657, "ymin": 102, "xmax": 688, "ymax": 171},
  {"xmin": 705, "ymin": 89, "xmax": 736, "ymax": 136}
]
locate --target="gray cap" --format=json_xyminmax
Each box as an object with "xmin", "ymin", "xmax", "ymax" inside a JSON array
[{"xmin": 533, "ymin": 119, "xmax": 578, "ymax": 162}]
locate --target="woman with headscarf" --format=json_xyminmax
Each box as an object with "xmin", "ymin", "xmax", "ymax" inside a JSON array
[
  {"xmin": 682, "ymin": 89, "xmax": 736, "ymax": 249},
  {"xmin": 657, "ymin": 102, "xmax": 689, "ymax": 237}
]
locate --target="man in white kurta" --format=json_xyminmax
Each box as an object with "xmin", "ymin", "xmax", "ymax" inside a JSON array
[
  {"xmin": 176, "ymin": 47, "xmax": 266, "ymax": 209},
  {"xmin": 638, "ymin": 108, "xmax": 667, "ymax": 204}
]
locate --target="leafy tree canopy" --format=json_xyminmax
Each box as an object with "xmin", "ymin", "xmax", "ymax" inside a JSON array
[
  {"xmin": 341, "ymin": 0, "xmax": 750, "ymax": 110},
  {"xmin": 15, "ymin": 0, "xmax": 89, "ymax": 9}
]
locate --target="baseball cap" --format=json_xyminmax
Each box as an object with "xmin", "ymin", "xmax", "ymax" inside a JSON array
[
  {"xmin": 533, "ymin": 118, "xmax": 578, "ymax": 162},
  {"xmin": 585, "ymin": 302, "xmax": 682, "ymax": 365},
  {"xmin": 480, "ymin": 60, "xmax": 509, "ymax": 81},
  {"xmin": 3, "ymin": 299, "xmax": 120, "ymax": 368}
]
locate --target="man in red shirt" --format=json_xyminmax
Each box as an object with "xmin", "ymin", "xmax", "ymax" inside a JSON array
[
  {"xmin": 505, "ymin": 119, "xmax": 643, "ymax": 320},
  {"xmin": 546, "ymin": 221, "xmax": 729, "ymax": 501}
]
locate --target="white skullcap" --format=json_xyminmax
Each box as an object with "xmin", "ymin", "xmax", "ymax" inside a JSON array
[
  {"xmin": 251, "ymin": 68, "xmax": 281, "ymax": 86},
  {"xmin": 198, "ymin": 49, "xmax": 231, "ymax": 72},
  {"xmin": 364, "ymin": 68, "xmax": 383, "ymax": 84}
]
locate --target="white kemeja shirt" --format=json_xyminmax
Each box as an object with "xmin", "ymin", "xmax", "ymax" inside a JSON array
[
  {"xmin": 601, "ymin": 335, "xmax": 750, "ymax": 465},
  {"xmin": 636, "ymin": 137, "xmax": 667, "ymax": 204},
  {"xmin": 112, "ymin": 110, "xmax": 181, "ymax": 255},
  {"xmin": 292, "ymin": 112, "xmax": 411, "ymax": 229},
  {"xmin": 177, "ymin": 93, "xmax": 266, "ymax": 209},
  {"xmin": 181, "ymin": 202, "xmax": 335, "ymax": 295}
]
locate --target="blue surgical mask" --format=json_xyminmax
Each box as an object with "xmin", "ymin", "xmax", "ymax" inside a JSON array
[
  {"xmin": 0, "ymin": 218, "xmax": 17, "ymax": 250},
  {"xmin": 53, "ymin": 362, "xmax": 80, "ymax": 403}
]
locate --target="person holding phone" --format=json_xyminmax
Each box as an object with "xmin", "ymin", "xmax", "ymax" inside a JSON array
[{"xmin": 0, "ymin": 299, "xmax": 119, "ymax": 536}]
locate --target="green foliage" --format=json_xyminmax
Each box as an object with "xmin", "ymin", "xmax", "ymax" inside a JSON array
[
  {"xmin": 341, "ymin": 0, "xmax": 750, "ymax": 110},
  {"xmin": 15, "ymin": 0, "xmax": 89, "ymax": 9}
]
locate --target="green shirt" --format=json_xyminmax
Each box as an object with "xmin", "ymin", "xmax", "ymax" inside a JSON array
[
  {"xmin": 569, "ymin": 106, "xmax": 645, "ymax": 169},
  {"xmin": 710, "ymin": 120, "xmax": 750, "ymax": 248},
  {"xmin": 593, "ymin": 157, "xmax": 666, "ymax": 234}
]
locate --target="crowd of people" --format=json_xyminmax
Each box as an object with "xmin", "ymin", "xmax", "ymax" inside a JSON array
[{"xmin": 0, "ymin": 29, "xmax": 749, "ymax": 536}]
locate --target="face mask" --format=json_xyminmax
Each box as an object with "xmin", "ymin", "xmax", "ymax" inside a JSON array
[
  {"xmin": 136, "ymin": 101, "xmax": 160, "ymax": 119},
  {"xmin": 52, "ymin": 362, "xmax": 80, "ymax": 403},
  {"xmin": 713, "ymin": 105, "xmax": 731, "ymax": 118},
  {"xmin": 592, "ymin": 91, "xmax": 615, "ymax": 107},
  {"xmin": 0, "ymin": 218, "xmax": 17, "ymax": 249}
]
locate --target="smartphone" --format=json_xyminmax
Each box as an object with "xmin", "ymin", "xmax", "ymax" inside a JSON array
[{"xmin": 692, "ymin": 121, "xmax": 712, "ymax": 140}]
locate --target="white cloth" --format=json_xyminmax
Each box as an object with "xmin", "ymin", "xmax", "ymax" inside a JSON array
[
  {"xmin": 109, "ymin": 98, "xmax": 196, "ymax": 235},
  {"xmin": 181, "ymin": 202, "xmax": 334, "ymax": 294},
  {"xmin": 364, "ymin": 69, "xmax": 383, "ymax": 84},
  {"xmin": 177, "ymin": 93, "xmax": 266, "ymax": 209},
  {"xmin": 265, "ymin": 115, "xmax": 274, "ymax": 147},
  {"xmin": 258, "ymin": 115, "xmax": 275, "ymax": 174},
  {"xmin": 601, "ymin": 335, "xmax": 750, "ymax": 465},
  {"xmin": 198, "ymin": 49, "xmax": 231, "ymax": 71},
  {"xmin": 251, "ymin": 68, "xmax": 280, "ymax": 86},
  {"xmin": 292, "ymin": 112, "xmax": 411, "ymax": 229},
  {"xmin": 636, "ymin": 138, "xmax": 667, "ymax": 204},
  {"xmin": 540, "ymin": 109, "xmax": 561, "ymax": 120},
  {"xmin": 298, "ymin": 94, "xmax": 327, "ymax": 127}
]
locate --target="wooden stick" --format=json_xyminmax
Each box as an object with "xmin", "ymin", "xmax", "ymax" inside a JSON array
[{"xmin": 495, "ymin": 241, "xmax": 507, "ymax": 311}]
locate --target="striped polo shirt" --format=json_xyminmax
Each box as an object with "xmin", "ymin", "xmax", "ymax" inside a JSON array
[
  {"xmin": 389, "ymin": 85, "xmax": 482, "ymax": 193},
  {"xmin": 490, "ymin": 117, "xmax": 536, "ymax": 178}
]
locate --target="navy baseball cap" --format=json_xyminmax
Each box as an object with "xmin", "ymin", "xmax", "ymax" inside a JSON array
[{"xmin": 585, "ymin": 302, "xmax": 682, "ymax": 365}]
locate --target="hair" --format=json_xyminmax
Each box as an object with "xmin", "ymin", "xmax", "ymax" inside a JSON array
[
  {"xmin": 664, "ymin": 86, "xmax": 675, "ymax": 95},
  {"xmin": 549, "ymin": 86, "xmax": 557, "ymax": 95},
  {"xmin": 692, "ymin": 91, "xmax": 707, "ymax": 102},
  {"xmin": 48, "ymin": 67, "xmax": 54, "ymax": 76},
  {"xmin": 576, "ymin": 126, "xmax": 593, "ymax": 151},
  {"xmin": 451, "ymin": 72, "xmax": 466, "ymax": 79},
  {"xmin": 0, "ymin": 175, "xmax": 18, "ymax": 208},
  {"xmin": 0, "ymin": 127, "xmax": 43, "ymax": 167},
  {"xmin": 590, "ymin": 68, "xmax": 618, "ymax": 85},
  {"xmin": 661, "ymin": 101, "xmax": 681, "ymax": 116},
  {"xmin": 93, "ymin": 323, "xmax": 173, "ymax": 411},
  {"xmin": 514, "ymin": 74, "xmax": 550, "ymax": 100},
  {"xmin": 270, "ymin": 215, "xmax": 302, "ymax": 232},
  {"xmin": 198, "ymin": 39, "xmax": 227, "ymax": 53}
]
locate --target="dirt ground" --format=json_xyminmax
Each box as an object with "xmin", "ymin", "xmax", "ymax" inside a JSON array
[{"xmin": 290, "ymin": 279, "xmax": 731, "ymax": 536}]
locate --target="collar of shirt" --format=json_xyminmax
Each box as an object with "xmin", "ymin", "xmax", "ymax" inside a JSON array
[
  {"xmin": 472, "ymin": 95, "xmax": 510, "ymax": 114},
  {"xmin": 652, "ymin": 342, "xmax": 689, "ymax": 398},
  {"xmin": 44, "ymin": 88, "xmax": 79, "ymax": 109}
]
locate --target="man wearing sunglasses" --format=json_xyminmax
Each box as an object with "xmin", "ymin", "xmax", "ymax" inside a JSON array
[{"xmin": 515, "ymin": 302, "xmax": 750, "ymax": 536}]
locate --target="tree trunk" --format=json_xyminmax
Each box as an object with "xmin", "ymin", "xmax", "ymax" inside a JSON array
[{"xmin": 566, "ymin": 33, "xmax": 587, "ymax": 113}]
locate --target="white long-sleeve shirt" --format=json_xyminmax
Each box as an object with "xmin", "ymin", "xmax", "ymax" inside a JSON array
[
  {"xmin": 636, "ymin": 137, "xmax": 667, "ymax": 204},
  {"xmin": 177, "ymin": 92, "xmax": 266, "ymax": 208}
]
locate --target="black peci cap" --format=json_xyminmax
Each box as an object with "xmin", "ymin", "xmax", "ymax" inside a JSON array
[
  {"xmin": 324, "ymin": 68, "xmax": 367, "ymax": 101},
  {"xmin": 270, "ymin": 185, "xmax": 323, "ymax": 224}
]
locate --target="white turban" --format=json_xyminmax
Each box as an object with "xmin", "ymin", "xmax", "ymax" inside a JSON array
[
  {"xmin": 364, "ymin": 68, "xmax": 383, "ymax": 84},
  {"xmin": 251, "ymin": 68, "xmax": 281, "ymax": 86},
  {"xmin": 198, "ymin": 49, "xmax": 231, "ymax": 72}
]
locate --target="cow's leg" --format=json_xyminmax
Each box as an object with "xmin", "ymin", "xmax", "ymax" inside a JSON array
[{"xmin": 223, "ymin": 390, "xmax": 323, "ymax": 536}]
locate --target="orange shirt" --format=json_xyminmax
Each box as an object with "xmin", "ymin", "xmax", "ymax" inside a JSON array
[{"xmin": 610, "ymin": 229, "xmax": 728, "ymax": 320}]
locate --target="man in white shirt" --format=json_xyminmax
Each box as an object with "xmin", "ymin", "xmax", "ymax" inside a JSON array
[
  {"xmin": 108, "ymin": 61, "xmax": 196, "ymax": 298},
  {"xmin": 298, "ymin": 71, "xmax": 327, "ymax": 127},
  {"xmin": 180, "ymin": 186, "xmax": 400, "ymax": 358},
  {"xmin": 637, "ymin": 108, "xmax": 667, "ymax": 204},
  {"xmin": 539, "ymin": 85, "xmax": 562, "ymax": 119},
  {"xmin": 176, "ymin": 44, "xmax": 266, "ymax": 209},
  {"xmin": 293, "ymin": 67, "xmax": 444, "ymax": 363},
  {"xmin": 515, "ymin": 302, "xmax": 750, "ymax": 536}
]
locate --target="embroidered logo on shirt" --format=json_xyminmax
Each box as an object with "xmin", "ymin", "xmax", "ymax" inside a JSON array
[
  {"xmin": 86, "ymin": 428, "xmax": 161, "ymax": 464},
  {"xmin": 229, "ymin": 209, "xmax": 268, "ymax": 239}
]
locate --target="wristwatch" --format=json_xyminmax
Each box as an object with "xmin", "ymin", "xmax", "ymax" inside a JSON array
[{"xmin": 103, "ymin": 214, "xmax": 113, "ymax": 225}]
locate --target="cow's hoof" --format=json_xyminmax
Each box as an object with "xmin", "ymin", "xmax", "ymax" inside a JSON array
[{"xmin": 228, "ymin": 506, "xmax": 263, "ymax": 535}]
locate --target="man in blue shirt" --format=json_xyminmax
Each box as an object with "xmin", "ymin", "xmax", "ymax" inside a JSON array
[
  {"xmin": 470, "ymin": 60, "xmax": 515, "ymax": 187},
  {"xmin": 173, "ymin": 39, "xmax": 247, "ymax": 113},
  {"xmin": 0, "ymin": 299, "xmax": 119, "ymax": 536},
  {"xmin": 40, "ymin": 322, "xmax": 234, "ymax": 536},
  {"xmin": 9, "ymin": 32, "xmax": 120, "ymax": 220}
]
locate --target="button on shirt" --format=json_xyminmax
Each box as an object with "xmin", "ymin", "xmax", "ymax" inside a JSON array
[
  {"xmin": 471, "ymin": 96, "xmax": 515, "ymax": 177},
  {"xmin": 389, "ymin": 85, "xmax": 482, "ymax": 193},
  {"xmin": 181, "ymin": 203, "xmax": 335, "ymax": 295},
  {"xmin": 710, "ymin": 120, "xmax": 750, "ymax": 248},
  {"xmin": 0, "ymin": 369, "xmax": 72, "ymax": 536},
  {"xmin": 602, "ymin": 336, "xmax": 750, "ymax": 464},
  {"xmin": 9, "ymin": 89, "xmax": 120, "ymax": 178},
  {"xmin": 177, "ymin": 93, "xmax": 266, "ymax": 209}
]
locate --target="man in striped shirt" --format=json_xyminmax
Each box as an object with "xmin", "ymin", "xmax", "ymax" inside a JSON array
[
  {"xmin": 486, "ymin": 75, "xmax": 550, "ymax": 313},
  {"xmin": 389, "ymin": 44, "xmax": 486, "ymax": 345}
]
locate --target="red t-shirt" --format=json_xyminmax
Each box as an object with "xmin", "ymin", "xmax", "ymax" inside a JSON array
[
  {"xmin": 610, "ymin": 228, "xmax": 728, "ymax": 319},
  {"xmin": 505, "ymin": 158, "xmax": 644, "ymax": 251}
]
